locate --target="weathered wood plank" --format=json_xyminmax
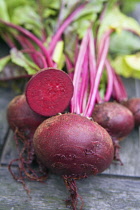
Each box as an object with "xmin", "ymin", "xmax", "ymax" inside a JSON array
[
  {"xmin": 135, "ymin": 79, "xmax": 140, "ymax": 98},
  {"xmin": 0, "ymin": 130, "xmax": 18, "ymax": 166},
  {"xmin": 0, "ymin": 87, "xmax": 16, "ymax": 154},
  {"xmin": 0, "ymin": 167, "xmax": 140, "ymax": 210},
  {"xmin": 104, "ymin": 127, "xmax": 140, "ymax": 177}
]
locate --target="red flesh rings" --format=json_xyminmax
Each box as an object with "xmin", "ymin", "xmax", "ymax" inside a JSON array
[{"xmin": 25, "ymin": 68, "xmax": 74, "ymax": 116}]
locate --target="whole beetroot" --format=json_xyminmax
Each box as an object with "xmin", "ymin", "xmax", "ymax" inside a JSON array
[
  {"xmin": 92, "ymin": 101, "xmax": 134, "ymax": 163},
  {"xmin": 7, "ymin": 94, "xmax": 46, "ymax": 135},
  {"xmin": 33, "ymin": 113, "xmax": 114, "ymax": 177},
  {"xmin": 7, "ymin": 94, "xmax": 47, "ymax": 186},
  {"xmin": 92, "ymin": 102, "xmax": 134, "ymax": 139},
  {"xmin": 121, "ymin": 98, "xmax": 140, "ymax": 127}
]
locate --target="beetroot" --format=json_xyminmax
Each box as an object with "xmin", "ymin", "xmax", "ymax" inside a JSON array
[
  {"xmin": 7, "ymin": 94, "xmax": 46, "ymax": 134},
  {"xmin": 92, "ymin": 102, "xmax": 134, "ymax": 163},
  {"xmin": 33, "ymin": 113, "xmax": 114, "ymax": 177},
  {"xmin": 25, "ymin": 68, "xmax": 74, "ymax": 117},
  {"xmin": 121, "ymin": 98, "xmax": 140, "ymax": 127},
  {"xmin": 7, "ymin": 94, "xmax": 47, "ymax": 189},
  {"xmin": 92, "ymin": 102, "xmax": 134, "ymax": 139}
]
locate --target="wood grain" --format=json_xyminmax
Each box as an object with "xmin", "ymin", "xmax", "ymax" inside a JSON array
[{"xmin": 0, "ymin": 167, "xmax": 140, "ymax": 210}]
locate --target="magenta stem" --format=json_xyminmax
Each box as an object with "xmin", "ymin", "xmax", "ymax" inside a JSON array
[
  {"xmin": 0, "ymin": 19, "xmax": 54, "ymax": 67},
  {"xmin": 112, "ymin": 72, "xmax": 121, "ymax": 101},
  {"xmin": 74, "ymin": 36, "xmax": 80, "ymax": 66},
  {"xmin": 48, "ymin": 3, "xmax": 86, "ymax": 55},
  {"xmin": 88, "ymin": 29, "xmax": 97, "ymax": 86},
  {"xmin": 55, "ymin": 0, "xmax": 66, "ymax": 30},
  {"xmin": 16, "ymin": 35, "xmax": 48, "ymax": 69},
  {"xmin": 71, "ymin": 30, "xmax": 89, "ymax": 114},
  {"xmin": 113, "ymin": 72, "xmax": 128, "ymax": 102},
  {"xmin": 21, "ymin": 49, "xmax": 48, "ymax": 69},
  {"xmin": 65, "ymin": 55, "xmax": 74, "ymax": 79},
  {"xmin": 79, "ymin": 48, "xmax": 89, "ymax": 113},
  {"xmin": 104, "ymin": 59, "xmax": 114, "ymax": 102},
  {"xmin": 117, "ymin": 74, "xmax": 128, "ymax": 100},
  {"xmin": 2, "ymin": 33, "xmax": 16, "ymax": 48},
  {"xmin": 123, "ymin": 27, "xmax": 140, "ymax": 37},
  {"xmin": 83, "ymin": 31, "xmax": 111, "ymax": 117},
  {"xmin": 0, "ymin": 74, "xmax": 32, "ymax": 81},
  {"xmin": 97, "ymin": 29, "xmax": 113, "ymax": 65}
]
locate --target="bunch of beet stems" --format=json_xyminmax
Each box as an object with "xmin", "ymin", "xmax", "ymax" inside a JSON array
[
  {"xmin": 107, "ymin": 61, "xmax": 128, "ymax": 102},
  {"xmin": 68, "ymin": 27, "xmax": 113, "ymax": 116}
]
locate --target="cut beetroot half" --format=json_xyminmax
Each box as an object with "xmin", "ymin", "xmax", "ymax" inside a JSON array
[{"xmin": 25, "ymin": 68, "xmax": 74, "ymax": 116}]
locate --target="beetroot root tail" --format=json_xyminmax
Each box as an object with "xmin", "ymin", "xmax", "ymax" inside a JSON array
[{"xmin": 63, "ymin": 175, "xmax": 84, "ymax": 210}]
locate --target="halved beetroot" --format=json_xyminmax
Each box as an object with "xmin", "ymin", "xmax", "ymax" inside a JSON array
[{"xmin": 25, "ymin": 68, "xmax": 74, "ymax": 116}]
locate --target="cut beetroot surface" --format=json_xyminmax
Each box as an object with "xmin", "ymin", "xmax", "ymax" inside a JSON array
[{"xmin": 25, "ymin": 68, "xmax": 74, "ymax": 116}]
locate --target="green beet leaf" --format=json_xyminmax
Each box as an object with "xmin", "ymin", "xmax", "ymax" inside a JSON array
[
  {"xmin": 98, "ymin": 6, "xmax": 140, "ymax": 40},
  {"xmin": 111, "ymin": 53, "xmax": 140, "ymax": 79},
  {"xmin": 110, "ymin": 30, "xmax": 140, "ymax": 56},
  {"xmin": 124, "ymin": 54, "xmax": 140, "ymax": 71},
  {"xmin": 10, "ymin": 48, "xmax": 39, "ymax": 75},
  {"xmin": 0, "ymin": 56, "xmax": 11, "ymax": 72},
  {"xmin": 0, "ymin": 0, "xmax": 10, "ymax": 22}
]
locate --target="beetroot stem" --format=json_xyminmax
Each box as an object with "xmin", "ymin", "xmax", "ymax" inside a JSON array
[
  {"xmin": 84, "ymin": 30, "xmax": 112, "ymax": 117},
  {"xmin": 104, "ymin": 59, "xmax": 114, "ymax": 102},
  {"xmin": 112, "ymin": 71, "xmax": 122, "ymax": 101},
  {"xmin": 97, "ymin": 29, "xmax": 113, "ymax": 65},
  {"xmin": 0, "ymin": 19, "xmax": 53, "ymax": 67},
  {"xmin": 117, "ymin": 74, "xmax": 128, "ymax": 100},
  {"xmin": 123, "ymin": 27, "xmax": 140, "ymax": 37},
  {"xmin": 79, "ymin": 48, "xmax": 89, "ymax": 113},
  {"xmin": 88, "ymin": 29, "xmax": 97, "ymax": 86},
  {"xmin": 49, "ymin": 3, "xmax": 86, "ymax": 55},
  {"xmin": 113, "ymin": 71, "xmax": 128, "ymax": 102},
  {"xmin": 65, "ymin": 55, "xmax": 74, "ymax": 79},
  {"xmin": 16, "ymin": 35, "xmax": 48, "ymax": 68},
  {"xmin": 71, "ymin": 30, "xmax": 89, "ymax": 114},
  {"xmin": 21, "ymin": 49, "xmax": 48, "ymax": 69},
  {"xmin": 2, "ymin": 32, "xmax": 16, "ymax": 48}
]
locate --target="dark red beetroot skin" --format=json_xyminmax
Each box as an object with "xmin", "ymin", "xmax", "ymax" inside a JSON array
[
  {"xmin": 122, "ymin": 98, "xmax": 140, "ymax": 127},
  {"xmin": 7, "ymin": 94, "xmax": 46, "ymax": 134},
  {"xmin": 92, "ymin": 102, "xmax": 134, "ymax": 140},
  {"xmin": 33, "ymin": 113, "xmax": 114, "ymax": 177},
  {"xmin": 25, "ymin": 68, "xmax": 74, "ymax": 117}
]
